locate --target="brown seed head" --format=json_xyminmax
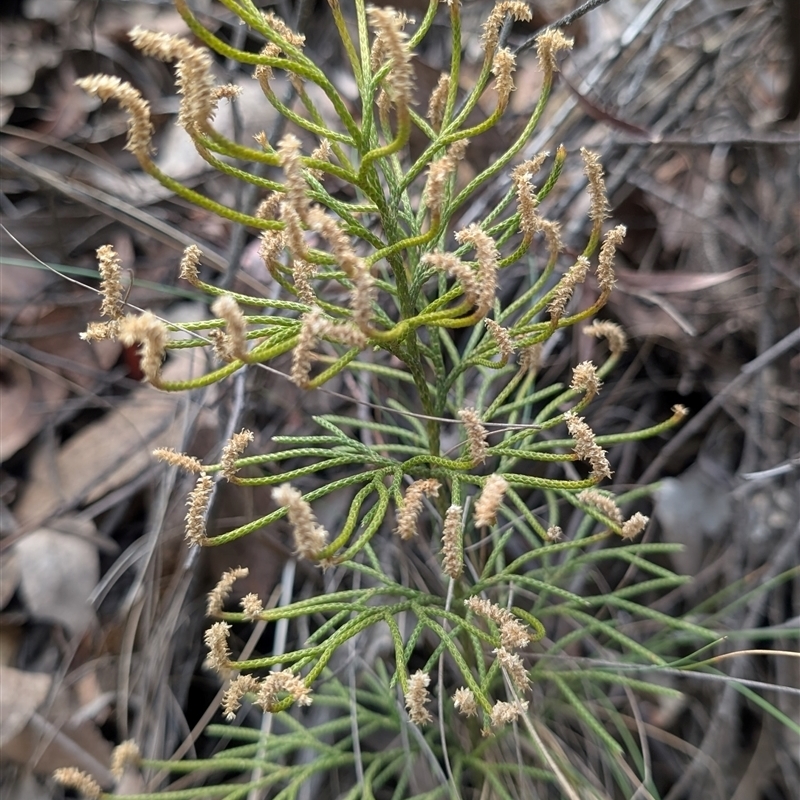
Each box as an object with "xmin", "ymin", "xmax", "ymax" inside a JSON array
[
  {"xmin": 540, "ymin": 218, "xmax": 563, "ymax": 262},
  {"xmin": 566, "ymin": 413, "xmax": 612, "ymax": 481},
  {"xmin": 292, "ymin": 258, "xmax": 316, "ymax": 305},
  {"xmin": 220, "ymin": 429, "xmax": 254, "ymax": 481},
  {"xmin": 442, "ymin": 505, "xmax": 464, "ymax": 580},
  {"xmin": 671, "ymin": 404, "xmax": 689, "ymax": 420},
  {"xmin": 458, "ymin": 408, "xmax": 489, "ymax": 464},
  {"xmin": 256, "ymin": 669, "xmax": 312, "ymax": 711},
  {"xmin": 185, "ymin": 472, "xmax": 213, "ymax": 545},
  {"xmin": 545, "ymin": 525, "xmax": 563, "ymax": 542},
  {"xmin": 465, "ymin": 596, "xmax": 532, "ymax": 649},
  {"xmin": 423, "ymin": 252, "xmax": 479, "ymax": 308},
  {"xmin": 263, "ymin": 11, "xmax": 306, "ymax": 49},
  {"xmin": 494, "ymin": 646, "xmax": 531, "ymax": 692},
  {"xmin": 211, "ymin": 296, "xmax": 249, "ymax": 362},
  {"xmin": 129, "ymin": 27, "xmax": 216, "ymax": 135},
  {"xmin": 548, "ymin": 256, "xmax": 590, "ymax": 323},
  {"xmin": 307, "ymin": 139, "xmax": 333, "ymax": 179},
  {"xmin": 280, "ymin": 202, "xmax": 307, "ymax": 260},
  {"xmin": 453, "ymin": 687, "xmax": 478, "ymax": 717},
  {"xmin": 369, "ymin": 8, "xmax": 413, "ymax": 70},
  {"xmin": 153, "ymin": 447, "xmax": 204, "ymax": 473},
  {"xmin": 291, "ymin": 308, "xmax": 324, "ymax": 388},
  {"xmin": 96, "ymin": 244, "xmax": 124, "ymax": 320},
  {"xmin": 206, "ymin": 567, "xmax": 250, "ymax": 617},
  {"xmin": 621, "ymin": 512, "xmax": 649, "ymax": 540},
  {"xmin": 423, "ymin": 139, "xmax": 468, "ymax": 218},
  {"xmin": 110, "ymin": 740, "xmax": 141, "ymax": 781},
  {"xmin": 367, "ymin": 7, "xmax": 414, "ymax": 109},
  {"xmin": 254, "ymin": 43, "xmax": 282, "ymax": 91},
  {"xmin": 535, "ymin": 28, "xmax": 574, "ymax": 75},
  {"xmin": 259, "ymin": 230, "xmax": 287, "ymax": 277},
  {"xmin": 584, "ymin": 320, "xmax": 627, "ymax": 357},
  {"xmin": 255, "ymin": 192, "xmax": 282, "ymax": 221},
  {"xmin": 492, "ymin": 47, "xmax": 516, "ymax": 110},
  {"xmin": 53, "ymin": 768, "xmax": 102, "ymax": 800},
  {"xmin": 76, "ymin": 75, "xmax": 153, "ymax": 160},
  {"xmin": 179, "ymin": 244, "xmax": 202, "ymax": 284},
  {"xmin": 406, "ymin": 670, "xmax": 433, "ymax": 725},
  {"xmin": 454, "ymin": 224, "xmax": 499, "ymax": 318},
  {"xmin": 307, "ymin": 207, "xmax": 375, "ymax": 330},
  {"xmin": 484, "ymin": 318, "xmax": 514, "ymax": 362},
  {"xmin": 273, "ymin": 483, "xmax": 328, "ymax": 560},
  {"xmin": 597, "ymin": 224, "xmax": 626, "ymax": 294},
  {"xmin": 427, "ymin": 72, "xmax": 450, "ymax": 130},
  {"xmin": 221, "ymin": 674, "xmax": 259, "ymax": 720},
  {"xmin": 118, "ymin": 311, "xmax": 167, "ymax": 385},
  {"xmin": 204, "ymin": 620, "xmax": 231, "ymax": 674},
  {"xmin": 395, "ymin": 478, "xmax": 441, "ymax": 540},
  {"xmin": 241, "ymin": 592, "xmax": 264, "ymax": 620},
  {"xmin": 511, "ymin": 153, "xmax": 548, "ymax": 239},
  {"xmin": 490, "ymin": 698, "xmax": 528, "ymax": 728},
  {"xmin": 278, "ymin": 133, "xmax": 310, "ymax": 221},
  {"xmin": 581, "ymin": 147, "xmax": 609, "ymax": 225},
  {"xmin": 577, "ymin": 489, "xmax": 622, "ymax": 524},
  {"xmin": 474, "ymin": 474, "xmax": 508, "ymax": 528},
  {"xmin": 482, "ymin": 2, "xmax": 532, "ymax": 58},
  {"xmin": 570, "ymin": 360, "xmax": 601, "ymax": 397},
  {"xmin": 212, "ymin": 83, "xmax": 243, "ymax": 103},
  {"xmin": 80, "ymin": 320, "xmax": 120, "ymax": 342}
]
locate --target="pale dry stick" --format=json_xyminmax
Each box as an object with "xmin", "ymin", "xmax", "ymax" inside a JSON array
[
  {"xmin": 615, "ymin": 711, "xmax": 723, "ymax": 782},
  {"xmin": 0, "ymin": 148, "xmax": 228, "ymax": 272},
  {"xmin": 510, "ymin": 687, "xmax": 583, "ymax": 800},
  {"xmin": 577, "ymin": 0, "xmax": 669, "ymax": 114},
  {"xmin": 460, "ymin": 0, "xmax": 667, "ymax": 230},
  {"xmin": 149, "ymin": 591, "xmax": 278, "ymax": 791},
  {"xmin": 341, "ymin": 364, "xmax": 377, "ymax": 448},
  {"xmin": 659, "ymin": 667, "xmax": 800, "ymax": 699},
  {"xmin": 701, "ymin": 147, "xmax": 730, "ymax": 276},
  {"xmin": 136, "ymin": 371, "xmax": 247, "ymax": 781},
  {"xmin": 534, "ymin": 653, "xmax": 800, "ymax": 699},
  {"xmin": 639, "ymin": 325, "xmax": 800, "ymax": 484},
  {"xmin": 628, "ymin": 169, "xmax": 750, "ymax": 250},
  {"xmin": 436, "ymin": 578, "xmax": 458, "ymax": 796},
  {"xmin": 616, "ymin": 129, "xmax": 800, "ymax": 147},
  {"xmin": 119, "ymin": 382, "xmax": 206, "ymax": 745},
  {"xmin": 516, "ymin": 0, "xmax": 614, "ymax": 54},
  {"xmin": 33, "ymin": 715, "xmax": 114, "ymax": 789},
  {"xmin": 28, "ymin": 713, "xmax": 114, "ymax": 789},
  {"xmin": 395, "ymin": 690, "xmax": 449, "ymax": 791},
  {"xmin": 345, "ymin": 569, "xmax": 366, "ymax": 790},
  {"xmin": 663, "ymin": 520, "xmax": 800, "ymax": 800},
  {"xmin": 700, "ymin": 649, "xmax": 800, "ymax": 668},
  {"xmin": 1, "ymin": 226, "xmax": 230, "ymax": 363},
  {"xmin": 247, "ymin": 557, "xmax": 297, "ymax": 800},
  {"xmin": 1, "ymin": 122, "xmax": 150, "ymax": 177},
  {"xmin": 624, "ymin": 685, "xmax": 657, "ymax": 800},
  {"xmin": 740, "ymin": 457, "xmax": 800, "ymax": 481},
  {"xmin": 251, "ymin": 359, "xmax": 545, "ymax": 431},
  {"xmin": 618, "ymin": 0, "xmax": 691, "ymax": 109},
  {"xmin": 0, "ymin": 342, "xmax": 110, "ymax": 405},
  {"xmin": 620, "ymin": 286, "xmax": 697, "ymax": 336},
  {"xmin": 741, "ymin": 146, "xmax": 780, "ymax": 476}
]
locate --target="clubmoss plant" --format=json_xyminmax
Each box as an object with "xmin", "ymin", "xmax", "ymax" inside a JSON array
[{"xmin": 70, "ymin": 1, "xmax": 702, "ymax": 797}]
